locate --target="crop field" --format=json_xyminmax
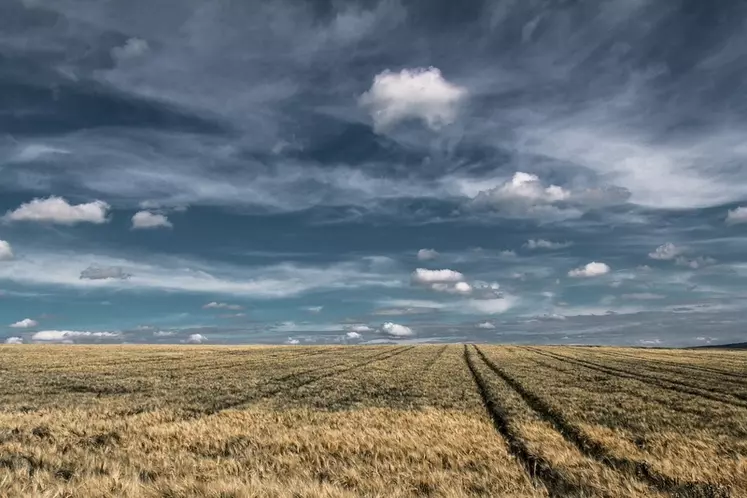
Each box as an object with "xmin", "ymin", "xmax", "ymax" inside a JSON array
[{"xmin": 0, "ymin": 345, "xmax": 745, "ymax": 497}]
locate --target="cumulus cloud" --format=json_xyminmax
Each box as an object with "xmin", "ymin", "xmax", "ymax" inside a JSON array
[
  {"xmin": 10, "ymin": 318, "xmax": 37, "ymax": 329},
  {"xmin": 4, "ymin": 337, "xmax": 23, "ymax": 344},
  {"xmin": 0, "ymin": 240, "xmax": 13, "ymax": 261},
  {"xmin": 185, "ymin": 333, "xmax": 208, "ymax": 344},
  {"xmin": 726, "ymin": 207, "xmax": 747, "ymax": 225},
  {"xmin": 411, "ymin": 268, "xmax": 464, "ymax": 284},
  {"xmin": 471, "ymin": 172, "xmax": 629, "ymax": 220},
  {"xmin": 568, "ymin": 262, "xmax": 611, "ymax": 278},
  {"xmin": 430, "ymin": 281, "xmax": 473, "ymax": 295},
  {"xmin": 476, "ymin": 321, "xmax": 496, "ymax": 329},
  {"xmin": 417, "ymin": 248, "xmax": 439, "ymax": 261},
  {"xmin": 345, "ymin": 331, "xmax": 362, "ymax": 339},
  {"xmin": 31, "ymin": 330, "xmax": 120, "ymax": 342},
  {"xmin": 525, "ymin": 239, "xmax": 573, "ymax": 250},
  {"xmin": 111, "ymin": 38, "xmax": 150, "ymax": 63},
  {"xmin": 649, "ymin": 243, "xmax": 683, "ymax": 260},
  {"xmin": 131, "ymin": 211, "xmax": 172, "ymax": 229},
  {"xmin": 359, "ymin": 67, "xmax": 467, "ymax": 132},
  {"xmin": 80, "ymin": 265, "xmax": 132, "ymax": 280},
  {"xmin": 381, "ymin": 322, "xmax": 414, "ymax": 337},
  {"xmin": 285, "ymin": 337, "xmax": 300, "ymax": 345},
  {"xmin": 203, "ymin": 302, "xmax": 243, "ymax": 310},
  {"xmin": 4, "ymin": 197, "xmax": 110, "ymax": 225}
]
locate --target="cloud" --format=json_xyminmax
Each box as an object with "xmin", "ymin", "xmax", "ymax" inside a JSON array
[
  {"xmin": 471, "ymin": 172, "xmax": 629, "ymax": 221},
  {"xmin": 359, "ymin": 67, "xmax": 467, "ymax": 132},
  {"xmin": 568, "ymin": 262, "xmax": 611, "ymax": 278},
  {"xmin": 499, "ymin": 250, "xmax": 517, "ymax": 257},
  {"xmin": 285, "ymin": 337, "xmax": 300, "ymax": 345},
  {"xmin": 726, "ymin": 207, "xmax": 747, "ymax": 225},
  {"xmin": 476, "ymin": 321, "xmax": 496, "ymax": 329},
  {"xmin": 303, "ymin": 306, "xmax": 323, "ymax": 314},
  {"xmin": 466, "ymin": 296, "xmax": 516, "ymax": 314},
  {"xmin": 345, "ymin": 331, "xmax": 362, "ymax": 339},
  {"xmin": 430, "ymin": 281, "xmax": 473, "ymax": 295},
  {"xmin": 31, "ymin": 330, "xmax": 120, "ymax": 342},
  {"xmin": 185, "ymin": 333, "xmax": 208, "ymax": 344},
  {"xmin": 153, "ymin": 330, "xmax": 177, "ymax": 337},
  {"xmin": 381, "ymin": 322, "xmax": 414, "ymax": 337},
  {"xmin": 111, "ymin": 38, "xmax": 150, "ymax": 63},
  {"xmin": 649, "ymin": 243, "xmax": 683, "ymax": 261},
  {"xmin": 622, "ymin": 293, "xmax": 665, "ymax": 300},
  {"xmin": 411, "ymin": 268, "xmax": 464, "ymax": 284},
  {"xmin": 131, "ymin": 211, "xmax": 172, "ymax": 229},
  {"xmin": 4, "ymin": 337, "xmax": 23, "ymax": 344},
  {"xmin": 5, "ymin": 197, "xmax": 110, "ymax": 225},
  {"xmin": 417, "ymin": 248, "xmax": 439, "ymax": 261},
  {"xmin": 347, "ymin": 325, "xmax": 373, "ymax": 333},
  {"xmin": 10, "ymin": 318, "xmax": 38, "ymax": 329},
  {"xmin": 675, "ymin": 256, "xmax": 716, "ymax": 269},
  {"xmin": 80, "ymin": 265, "xmax": 132, "ymax": 280},
  {"xmin": 525, "ymin": 239, "xmax": 573, "ymax": 250},
  {"xmin": 0, "ymin": 241, "xmax": 13, "ymax": 261},
  {"xmin": 203, "ymin": 302, "xmax": 243, "ymax": 310},
  {"xmin": 13, "ymin": 144, "xmax": 70, "ymax": 162}
]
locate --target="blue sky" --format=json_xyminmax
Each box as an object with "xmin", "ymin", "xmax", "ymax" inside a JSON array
[{"xmin": 2, "ymin": 0, "xmax": 747, "ymax": 346}]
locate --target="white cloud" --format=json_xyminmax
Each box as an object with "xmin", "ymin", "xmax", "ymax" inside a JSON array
[
  {"xmin": 5, "ymin": 197, "xmax": 110, "ymax": 225},
  {"xmin": 359, "ymin": 67, "xmax": 467, "ymax": 132},
  {"xmin": 4, "ymin": 337, "xmax": 23, "ymax": 344},
  {"xmin": 285, "ymin": 337, "xmax": 300, "ymax": 345},
  {"xmin": 347, "ymin": 324, "xmax": 373, "ymax": 333},
  {"xmin": 185, "ymin": 333, "xmax": 208, "ymax": 344},
  {"xmin": 726, "ymin": 207, "xmax": 747, "ymax": 225},
  {"xmin": 345, "ymin": 331, "xmax": 362, "ymax": 339},
  {"xmin": 10, "ymin": 318, "xmax": 37, "ymax": 329},
  {"xmin": 476, "ymin": 321, "xmax": 496, "ymax": 329},
  {"xmin": 111, "ymin": 38, "xmax": 150, "ymax": 63},
  {"xmin": 31, "ymin": 330, "xmax": 120, "ymax": 342},
  {"xmin": 417, "ymin": 248, "xmax": 439, "ymax": 261},
  {"xmin": 466, "ymin": 296, "xmax": 516, "ymax": 314},
  {"xmin": 153, "ymin": 330, "xmax": 177, "ymax": 337},
  {"xmin": 430, "ymin": 281, "xmax": 473, "ymax": 295},
  {"xmin": 568, "ymin": 262, "xmax": 611, "ymax": 278},
  {"xmin": 203, "ymin": 302, "xmax": 243, "ymax": 310},
  {"xmin": 411, "ymin": 268, "xmax": 464, "ymax": 284},
  {"xmin": 649, "ymin": 243, "xmax": 683, "ymax": 260},
  {"xmin": 80, "ymin": 265, "xmax": 132, "ymax": 280},
  {"xmin": 471, "ymin": 172, "xmax": 628, "ymax": 221},
  {"xmin": 303, "ymin": 306, "xmax": 323, "ymax": 313},
  {"xmin": 0, "ymin": 240, "xmax": 13, "ymax": 261},
  {"xmin": 525, "ymin": 239, "xmax": 573, "ymax": 250},
  {"xmin": 381, "ymin": 322, "xmax": 414, "ymax": 337},
  {"xmin": 499, "ymin": 250, "xmax": 517, "ymax": 257},
  {"xmin": 131, "ymin": 211, "xmax": 172, "ymax": 229}
]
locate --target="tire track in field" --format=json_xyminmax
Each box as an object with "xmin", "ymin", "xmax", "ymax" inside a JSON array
[
  {"xmin": 463, "ymin": 345, "xmax": 592, "ymax": 497},
  {"xmin": 475, "ymin": 347, "xmax": 730, "ymax": 498},
  {"xmin": 589, "ymin": 350, "xmax": 747, "ymax": 386},
  {"xmin": 526, "ymin": 348, "xmax": 747, "ymax": 411},
  {"xmin": 208, "ymin": 346, "xmax": 416, "ymax": 413},
  {"xmin": 422, "ymin": 345, "xmax": 448, "ymax": 373}
]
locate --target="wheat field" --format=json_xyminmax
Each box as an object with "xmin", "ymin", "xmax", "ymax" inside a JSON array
[{"xmin": 0, "ymin": 344, "xmax": 745, "ymax": 497}]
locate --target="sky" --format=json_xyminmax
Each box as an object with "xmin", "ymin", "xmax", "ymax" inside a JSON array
[{"xmin": 1, "ymin": 0, "xmax": 747, "ymax": 347}]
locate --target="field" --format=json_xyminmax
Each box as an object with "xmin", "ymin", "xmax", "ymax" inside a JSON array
[{"xmin": 0, "ymin": 345, "xmax": 745, "ymax": 497}]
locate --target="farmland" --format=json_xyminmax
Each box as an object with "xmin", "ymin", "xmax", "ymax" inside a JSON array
[{"xmin": 0, "ymin": 345, "xmax": 745, "ymax": 497}]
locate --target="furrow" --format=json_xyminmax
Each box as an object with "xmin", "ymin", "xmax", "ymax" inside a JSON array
[
  {"xmin": 526, "ymin": 348, "xmax": 747, "ymax": 410},
  {"xmin": 463, "ymin": 345, "xmax": 591, "ymax": 498},
  {"xmin": 476, "ymin": 346, "xmax": 730, "ymax": 498}
]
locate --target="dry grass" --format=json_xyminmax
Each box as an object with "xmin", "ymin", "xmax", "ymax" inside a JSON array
[{"xmin": 0, "ymin": 344, "xmax": 744, "ymax": 497}]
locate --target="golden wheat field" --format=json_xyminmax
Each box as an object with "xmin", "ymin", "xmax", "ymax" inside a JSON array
[{"xmin": 0, "ymin": 345, "xmax": 745, "ymax": 498}]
